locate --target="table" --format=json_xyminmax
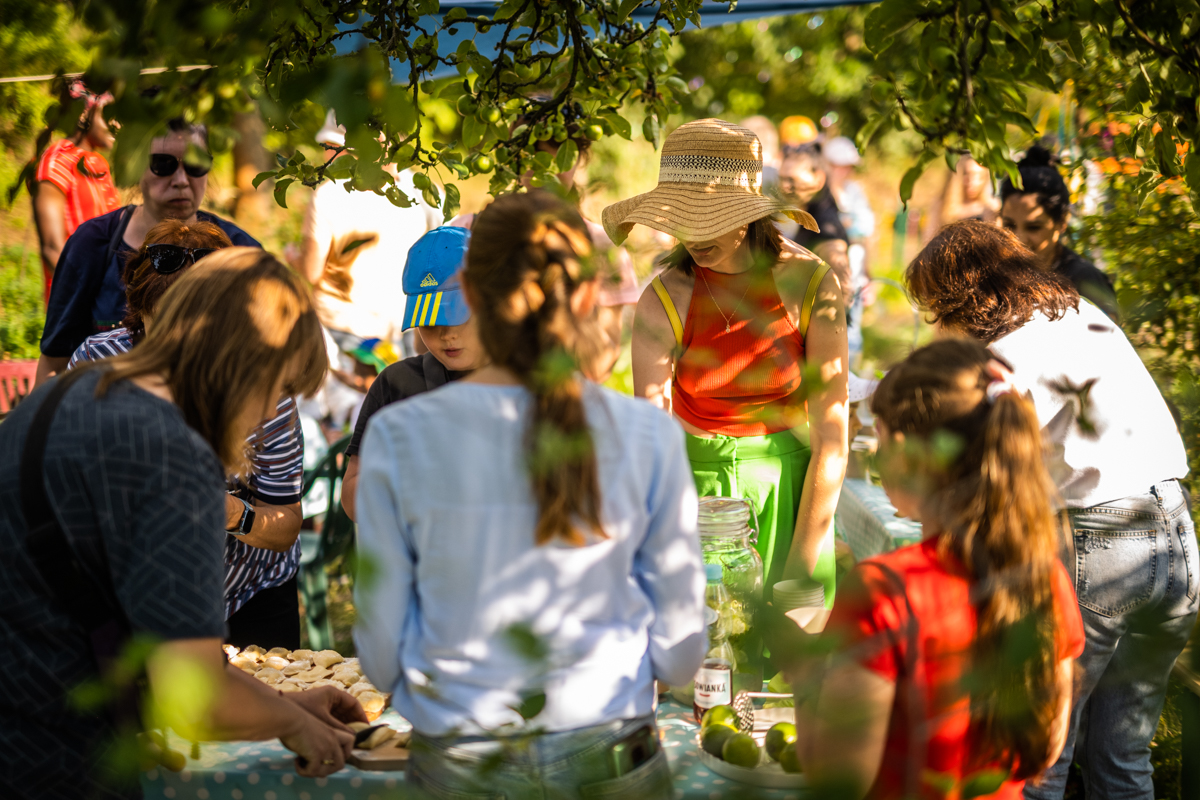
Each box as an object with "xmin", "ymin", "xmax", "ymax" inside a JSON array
[
  {"xmin": 835, "ymin": 478, "xmax": 922, "ymax": 560},
  {"xmin": 141, "ymin": 697, "xmax": 808, "ymax": 800}
]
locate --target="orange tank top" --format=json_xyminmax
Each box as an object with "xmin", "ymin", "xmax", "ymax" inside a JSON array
[{"xmin": 672, "ymin": 265, "xmax": 805, "ymax": 436}]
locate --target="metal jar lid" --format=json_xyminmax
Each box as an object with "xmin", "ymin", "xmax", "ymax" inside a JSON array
[{"xmin": 697, "ymin": 496, "xmax": 752, "ymax": 538}]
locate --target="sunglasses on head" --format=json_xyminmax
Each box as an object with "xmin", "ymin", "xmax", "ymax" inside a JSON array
[
  {"xmin": 145, "ymin": 244, "xmax": 217, "ymax": 274},
  {"xmin": 149, "ymin": 152, "xmax": 211, "ymax": 178}
]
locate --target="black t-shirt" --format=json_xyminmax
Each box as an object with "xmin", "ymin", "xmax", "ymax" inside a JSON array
[
  {"xmin": 789, "ymin": 186, "xmax": 849, "ymax": 249},
  {"xmin": 1055, "ymin": 246, "xmax": 1120, "ymax": 322},
  {"xmin": 345, "ymin": 353, "xmax": 468, "ymax": 457},
  {"xmin": 0, "ymin": 369, "xmax": 226, "ymax": 799}
]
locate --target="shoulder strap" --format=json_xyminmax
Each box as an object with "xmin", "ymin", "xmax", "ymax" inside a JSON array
[
  {"xmin": 21, "ymin": 368, "xmax": 116, "ymax": 631},
  {"xmin": 650, "ymin": 274, "xmax": 684, "ymax": 350},
  {"xmin": 799, "ymin": 260, "xmax": 833, "ymax": 340}
]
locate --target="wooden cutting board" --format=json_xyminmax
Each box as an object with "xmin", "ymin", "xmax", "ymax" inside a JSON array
[{"xmin": 348, "ymin": 741, "xmax": 410, "ymax": 771}]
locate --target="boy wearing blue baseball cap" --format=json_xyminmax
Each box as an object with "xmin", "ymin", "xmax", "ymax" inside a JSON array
[{"xmin": 341, "ymin": 226, "xmax": 488, "ymax": 519}]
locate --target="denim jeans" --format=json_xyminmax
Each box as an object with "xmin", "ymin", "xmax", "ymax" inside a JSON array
[
  {"xmin": 407, "ymin": 714, "xmax": 674, "ymax": 800},
  {"xmin": 1025, "ymin": 480, "xmax": 1199, "ymax": 800}
]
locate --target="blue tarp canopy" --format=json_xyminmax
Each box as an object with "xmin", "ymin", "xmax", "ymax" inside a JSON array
[{"xmin": 335, "ymin": 0, "xmax": 878, "ymax": 80}]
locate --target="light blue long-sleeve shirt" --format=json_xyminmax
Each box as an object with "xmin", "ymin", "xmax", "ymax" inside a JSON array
[{"xmin": 353, "ymin": 381, "xmax": 707, "ymax": 736}]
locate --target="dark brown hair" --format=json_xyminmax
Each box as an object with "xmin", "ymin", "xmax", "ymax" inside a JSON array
[
  {"xmin": 871, "ymin": 339, "xmax": 1063, "ymax": 780},
  {"xmin": 662, "ymin": 216, "xmax": 786, "ymax": 277},
  {"xmin": 906, "ymin": 220, "xmax": 1078, "ymax": 343},
  {"xmin": 122, "ymin": 219, "xmax": 233, "ymax": 340},
  {"xmin": 99, "ymin": 248, "xmax": 327, "ymax": 474},
  {"xmin": 464, "ymin": 191, "xmax": 605, "ymax": 546}
]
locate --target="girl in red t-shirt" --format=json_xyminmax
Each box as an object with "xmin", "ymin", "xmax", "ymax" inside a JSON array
[{"xmin": 788, "ymin": 339, "xmax": 1084, "ymax": 799}]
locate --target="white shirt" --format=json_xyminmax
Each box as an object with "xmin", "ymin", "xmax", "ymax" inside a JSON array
[
  {"xmin": 304, "ymin": 172, "xmax": 439, "ymax": 341},
  {"xmin": 353, "ymin": 381, "xmax": 707, "ymax": 736},
  {"xmin": 989, "ymin": 301, "xmax": 1188, "ymax": 508}
]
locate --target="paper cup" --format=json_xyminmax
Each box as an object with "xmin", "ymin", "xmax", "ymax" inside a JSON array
[{"xmin": 773, "ymin": 579, "xmax": 825, "ymax": 611}]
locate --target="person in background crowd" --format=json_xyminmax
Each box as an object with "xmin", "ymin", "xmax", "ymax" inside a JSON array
[
  {"xmin": 999, "ymin": 145, "xmax": 1119, "ymax": 321},
  {"xmin": 907, "ymin": 221, "xmax": 1197, "ymax": 800},
  {"xmin": 68, "ymin": 220, "xmax": 310, "ymax": 651},
  {"xmin": 789, "ymin": 339, "xmax": 1083, "ymax": 798},
  {"xmin": 299, "ymin": 112, "xmax": 439, "ymax": 357},
  {"xmin": 341, "ymin": 226, "xmax": 488, "ymax": 520},
  {"xmin": 926, "ymin": 155, "xmax": 1000, "ymax": 238},
  {"xmin": 0, "ymin": 250, "xmax": 357, "ymax": 799},
  {"xmin": 740, "ymin": 115, "xmax": 783, "ymax": 190},
  {"xmin": 824, "ymin": 136, "xmax": 876, "ymax": 366},
  {"xmin": 776, "ymin": 118, "xmax": 852, "ymax": 309},
  {"xmin": 354, "ymin": 191, "xmax": 705, "ymax": 798},
  {"xmin": 32, "ymin": 81, "xmax": 122, "ymax": 300},
  {"xmin": 613, "ymin": 118, "xmax": 849, "ymax": 606},
  {"xmin": 36, "ymin": 119, "xmax": 259, "ymax": 386}
]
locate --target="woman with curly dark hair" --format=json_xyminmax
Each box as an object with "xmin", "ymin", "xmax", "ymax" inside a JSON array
[{"xmin": 907, "ymin": 220, "xmax": 1196, "ymax": 800}]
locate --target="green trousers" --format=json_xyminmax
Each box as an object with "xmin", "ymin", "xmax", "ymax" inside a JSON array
[{"xmin": 686, "ymin": 430, "xmax": 836, "ymax": 609}]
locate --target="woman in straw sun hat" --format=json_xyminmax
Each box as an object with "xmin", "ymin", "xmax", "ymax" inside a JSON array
[{"xmin": 605, "ymin": 118, "xmax": 849, "ymax": 612}]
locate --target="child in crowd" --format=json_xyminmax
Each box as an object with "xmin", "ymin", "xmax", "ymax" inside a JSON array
[
  {"xmin": 341, "ymin": 226, "xmax": 488, "ymax": 520},
  {"xmin": 788, "ymin": 339, "xmax": 1084, "ymax": 799}
]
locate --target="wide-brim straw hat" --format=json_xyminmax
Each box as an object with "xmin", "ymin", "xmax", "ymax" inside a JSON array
[{"xmin": 602, "ymin": 118, "xmax": 819, "ymax": 245}]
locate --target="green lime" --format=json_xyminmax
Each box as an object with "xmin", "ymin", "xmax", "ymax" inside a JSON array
[
  {"xmin": 765, "ymin": 722, "xmax": 797, "ymax": 762},
  {"xmin": 778, "ymin": 743, "xmax": 801, "ymax": 773},
  {"xmin": 701, "ymin": 705, "xmax": 739, "ymax": 731},
  {"xmin": 721, "ymin": 732, "xmax": 760, "ymax": 768},
  {"xmin": 700, "ymin": 724, "xmax": 736, "ymax": 758}
]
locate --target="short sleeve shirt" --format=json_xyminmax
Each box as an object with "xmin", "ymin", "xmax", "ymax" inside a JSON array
[
  {"xmin": 0, "ymin": 370, "xmax": 226, "ymax": 799},
  {"xmin": 41, "ymin": 206, "xmax": 261, "ymax": 358},
  {"xmin": 826, "ymin": 538, "xmax": 1085, "ymax": 800},
  {"xmin": 35, "ymin": 139, "xmax": 121, "ymax": 240},
  {"xmin": 789, "ymin": 186, "xmax": 849, "ymax": 249},
  {"xmin": 345, "ymin": 353, "xmax": 467, "ymax": 457},
  {"xmin": 68, "ymin": 329, "xmax": 304, "ymax": 617}
]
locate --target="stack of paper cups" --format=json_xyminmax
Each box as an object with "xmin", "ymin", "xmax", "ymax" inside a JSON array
[{"xmin": 772, "ymin": 578, "xmax": 825, "ymax": 611}]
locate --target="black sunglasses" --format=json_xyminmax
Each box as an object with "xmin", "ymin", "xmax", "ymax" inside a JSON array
[
  {"xmin": 145, "ymin": 244, "xmax": 217, "ymax": 274},
  {"xmin": 149, "ymin": 152, "xmax": 211, "ymax": 178}
]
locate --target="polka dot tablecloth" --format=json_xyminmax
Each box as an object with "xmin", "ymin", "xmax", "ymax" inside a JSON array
[{"xmin": 140, "ymin": 699, "xmax": 808, "ymax": 800}]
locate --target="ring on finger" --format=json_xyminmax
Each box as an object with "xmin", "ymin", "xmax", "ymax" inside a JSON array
[{"xmin": 322, "ymin": 759, "xmax": 335, "ymax": 765}]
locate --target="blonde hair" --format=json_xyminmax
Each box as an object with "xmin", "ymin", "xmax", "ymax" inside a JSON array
[{"xmin": 98, "ymin": 248, "xmax": 327, "ymax": 472}]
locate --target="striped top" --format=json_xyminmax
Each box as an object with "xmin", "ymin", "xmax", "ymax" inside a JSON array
[
  {"xmin": 35, "ymin": 139, "xmax": 121, "ymax": 241},
  {"xmin": 68, "ymin": 328, "xmax": 305, "ymax": 617}
]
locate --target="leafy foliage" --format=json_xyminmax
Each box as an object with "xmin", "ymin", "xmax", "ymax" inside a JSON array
[
  {"xmin": 862, "ymin": 0, "xmax": 1200, "ymax": 208},
  {"xmin": 0, "ymin": 246, "xmax": 45, "ymax": 360},
  {"xmin": 32, "ymin": 0, "xmax": 728, "ymax": 218}
]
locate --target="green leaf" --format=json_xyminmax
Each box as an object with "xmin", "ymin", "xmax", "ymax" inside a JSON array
[
  {"xmin": 899, "ymin": 150, "xmax": 936, "ymax": 208},
  {"xmin": 273, "ymin": 178, "xmax": 295, "ymax": 209},
  {"xmin": 385, "ymin": 185, "xmax": 414, "ymax": 208},
  {"xmin": 961, "ymin": 769, "xmax": 1009, "ymax": 799},
  {"xmin": 1155, "ymin": 128, "xmax": 1180, "ymax": 178},
  {"xmin": 442, "ymin": 182, "xmax": 461, "ymax": 221},
  {"xmin": 554, "ymin": 139, "xmax": 579, "ymax": 174},
  {"xmin": 642, "ymin": 113, "xmax": 661, "ymax": 149},
  {"xmin": 864, "ymin": 0, "xmax": 920, "ymax": 52},
  {"xmin": 856, "ymin": 112, "xmax": 889, "ymax": 150},
  {"xmin": 512, "ymin": 690, "xmax": 546, "ymax": 721},
  {"xmin": 616, "ymin": 0, "xmax": 641, "ymax": 24},
  {"xmin": 252, "ymin": 170, "xmax": 275, "ymax": 190},
  {"xmin": 462, "ymin": 115, "xmax": 485, "ymax": 148},
  {"xmin": 600, "ymin": 112, "xmax": 632, "ymax": 141},
  {"xmin": 1185, "ymin": 137, "xmax": 1200, "ymax": 207}
]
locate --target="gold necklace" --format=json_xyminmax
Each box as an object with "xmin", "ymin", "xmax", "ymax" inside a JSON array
[{"xmin": 698, "ymin": 268, "xmax": 752, "ymax": 333}]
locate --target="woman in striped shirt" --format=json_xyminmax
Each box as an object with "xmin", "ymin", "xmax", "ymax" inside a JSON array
[{"xmin": 69, "ymin": 218, "xmax": 311, "ymax": 650}]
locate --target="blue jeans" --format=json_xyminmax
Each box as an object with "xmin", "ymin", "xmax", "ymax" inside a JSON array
[
  {"xmin": 1026, "ymin": 480, "xmax": 1199, "ymax": 800},
  {"xmin": 407, "ymin": 714, "xmax": 673, "ymax": 800}
]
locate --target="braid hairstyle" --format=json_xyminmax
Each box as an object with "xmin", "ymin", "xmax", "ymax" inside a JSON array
[
  {"xmin": 870, "ymin": 339, "xmax": 1064, "ymax": 779},
  {"xmin": 464, "ymin": 190, "xmax": 607, "ymax": 546}
]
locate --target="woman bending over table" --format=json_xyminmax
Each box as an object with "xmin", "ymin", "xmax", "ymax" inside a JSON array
[
  {"xmin": 353, "ymin": 191, "xmax": 707, "ymax": 799},
  {"xmin": 0, "ymin": 250, "xmax": 360, "ymax": 800},
  {"xmin": 68, "ymin": 219, "xmax": 310, "ymax": 651},
  {"xmin": 608, "ymin": 118, "xmax": 849, "ymax": 604},
  {"xmin": 790, "ymin": 339, "xmax": 1084, "ymax": 799}
]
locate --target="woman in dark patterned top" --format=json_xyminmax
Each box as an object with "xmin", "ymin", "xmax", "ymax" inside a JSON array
[
  {"xmin": 0, "ymin": 250, "xmax": 360, "ymax": 800},
  {"xmin": 999, "ymin": 145, "xmax": 1120, "ymax": 321},
  {"xmin": 69, "ymin": 220, "xmax": 308, "ymax": 650}
]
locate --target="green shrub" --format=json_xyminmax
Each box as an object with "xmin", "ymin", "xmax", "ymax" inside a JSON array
[{"xmin": 0, "ymin": 245, "xmax": 44, "ymax": 360}]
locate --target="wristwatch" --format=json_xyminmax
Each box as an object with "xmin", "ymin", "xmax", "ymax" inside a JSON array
[{"xmin": 227, "ymin": 495, "xmax": 256, "ymax": 536}]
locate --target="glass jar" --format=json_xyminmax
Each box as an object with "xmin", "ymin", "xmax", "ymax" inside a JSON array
[{"xmin": 697, "ymin": 496, "xmax": 764, "ymax": 697}]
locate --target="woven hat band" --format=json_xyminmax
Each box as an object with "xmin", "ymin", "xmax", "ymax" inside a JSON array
[{"xmin": 658, "ymin": 154, "xmax": 764, "ymax": 192}]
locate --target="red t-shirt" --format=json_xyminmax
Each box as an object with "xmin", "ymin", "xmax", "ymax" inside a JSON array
[
  {"xmin": 35, "ymin": 139, "xmax": 121, "ymax": 242},
  {"xmin": 826, "ymin": 538, "xmax": 1085, "ymax": 800}
]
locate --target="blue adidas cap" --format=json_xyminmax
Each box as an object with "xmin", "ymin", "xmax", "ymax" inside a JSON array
[{"xmin": 402, "ymin": 226, "xmax": 472, "ymax": 330}]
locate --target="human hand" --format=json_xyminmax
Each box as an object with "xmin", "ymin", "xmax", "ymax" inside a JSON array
[
  {"xmin": 280, "ymin": 710, "xmax": 355, "ymax": 778},
  {"xmin": 225, "ymin": 494, "xmax": 243, "ymax": 531},
  {"xmin": 286, "ymin": 685, "xmax": 369, "ymax": 732}
]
